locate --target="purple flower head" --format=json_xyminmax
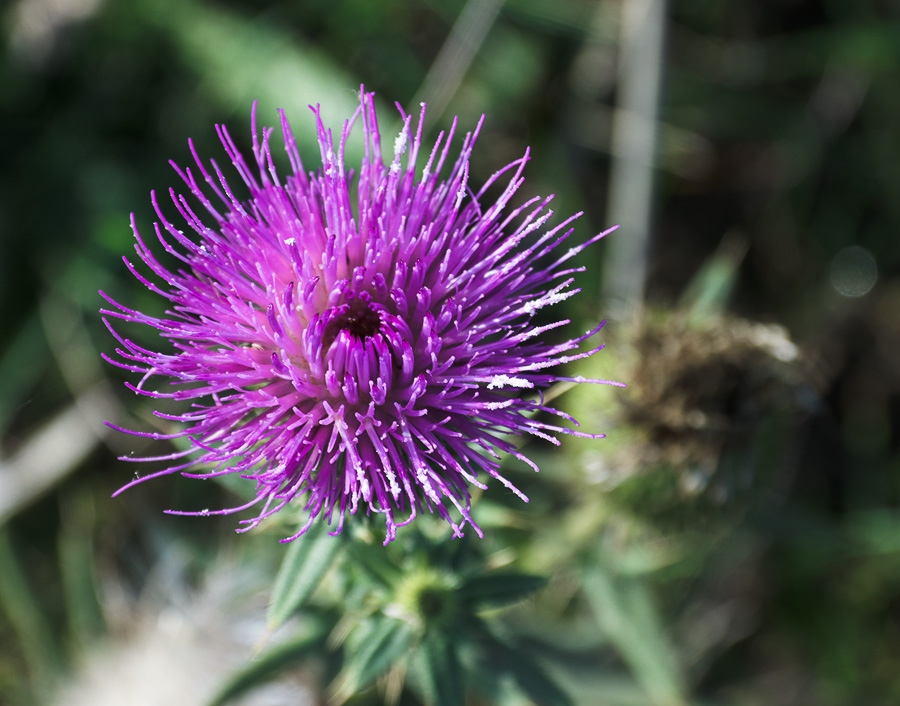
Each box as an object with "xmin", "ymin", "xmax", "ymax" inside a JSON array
[{"xmin": 101, "ymin": 89, "xmax": 622, "ymax": 543}]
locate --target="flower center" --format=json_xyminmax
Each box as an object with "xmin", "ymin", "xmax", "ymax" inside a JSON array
[{"xmin": 322, "ymin": 294, "xmax": 382, "ymax": 351}]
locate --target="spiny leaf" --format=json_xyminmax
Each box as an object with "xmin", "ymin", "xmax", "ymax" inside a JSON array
[
  {"xmin": 0, "ymin": 530, "xmax": 63, "ymax": 681},
  {"xmin": 458, "ymin": 572, "xmax": 547, "ymax": 609},
  {"xmin": 267, "ymin": 522, "xmax": 343, "ymax": 630},
  {"xmin": 412, "ymin": 633, "xmax": 465, "ymax": 706},
  {"xmin": 584, "ymin": 567, "xmax": 688, "ymax": 706},
  {"xmin": 468, "ymin": 618, "xmax": 574, "ymax": 706},
  {"xmin": 206, "ymin": 617, "xmax": 328, "ymax": 706},
  {"xmin": 331, "ymin": 616, "xmax": 416, "ymax": 703},
  {"xmin": 345, "ymin": 540, "xmax": 404, "ymax": 589}
]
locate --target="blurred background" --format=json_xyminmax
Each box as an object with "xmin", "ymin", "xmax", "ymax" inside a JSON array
[{"xmin": 2, "ymin": 0, "xmax": 900, "ymax": 704}]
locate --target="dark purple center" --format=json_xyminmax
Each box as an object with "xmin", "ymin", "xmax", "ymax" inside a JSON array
[{"xmin": 322, "ymin": 297, "xmax": 382, "ymax": 351}]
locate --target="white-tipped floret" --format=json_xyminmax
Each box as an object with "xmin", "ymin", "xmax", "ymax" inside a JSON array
[
  {"xmin": 486, "ymin": 375, "xmax": 533, "ymax": 390},
  {"xmin": 393, "ymin": 125, "xmax": 409, "ymax": 160}
]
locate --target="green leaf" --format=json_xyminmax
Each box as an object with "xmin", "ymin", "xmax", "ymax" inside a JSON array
[
  {"xmin": 356, "ymin": 620, "xmax": 416, "ymax": 691},
  {"xmin": 459, "ymin": 572, "xmax": 547, "ymax": 609},
  {"xmin": 413, "ymin": 633, "xmax": 465, "ymax": 706},
  {"xmin": 345, "ymin": 540, "xmax": 404, "ymax": 589},
  {"xmin": 58, "ymin": 492, "xmax": 105, "ymax": 645},
  {"xmin": 469, "ymin": 619, "xmax": 574, "ymax": 706},
  {"xmin": 499, "ymin": 647, "xmax": 573, "ymax": 706},
  {"xmin": 0, "ymin": 530, "xmax": 63, "ymax": 682},
  {"xmin": 133, "ymin": 0, "xmax": 368, "ymax": 159},
  {"xmin": 267, "ymin": 523, "xmax": 343, "ymax": 630},
  {"xmin": 680, "ymin": 233, "xmax": 746, "ymax": 326},
  {"xmin": 584, "ymin": 567, "xmax": 688, "ymax": 706},
  {"xmin": 332, "ymin": 616, "xmax": 416, "ymax": 703},
  {"xmin": 206, "ymin": 618, "xmax": 328, "ymax": 706},
  {"xmin": 0, "ymin": 316, "xmax": 46, "ymax": 438}
]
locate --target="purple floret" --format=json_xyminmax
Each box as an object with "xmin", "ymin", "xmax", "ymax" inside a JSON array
[{"xmin": 101, "ymin": 88, "xmax": 622, "ymax": 543}]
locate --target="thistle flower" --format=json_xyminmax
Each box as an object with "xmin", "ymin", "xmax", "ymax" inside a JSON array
[{"xmin": 101, "ymin": 89, "xmax": 622, "ymax": 542}]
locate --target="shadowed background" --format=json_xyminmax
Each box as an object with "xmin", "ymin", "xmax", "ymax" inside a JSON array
[{"xmin": 1, "ymin": 0, "xmax": 900, "ymax": 705}]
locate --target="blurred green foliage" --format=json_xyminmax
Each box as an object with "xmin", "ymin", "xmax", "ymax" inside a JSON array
[{"xmin": 2, "ymin": 0, "xmax": 900, "ymax": 705}]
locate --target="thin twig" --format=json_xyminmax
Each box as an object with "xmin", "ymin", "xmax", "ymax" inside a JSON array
[
  {"xmin": 412, "ymin": 0, "xmax": 506, "ymax": 121},
  {"xmin": 603, "ymin": 0, "xmax": 667, "ymax": 314}
]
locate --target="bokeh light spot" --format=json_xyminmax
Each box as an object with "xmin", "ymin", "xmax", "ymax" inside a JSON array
[{"xmin": 829, "ymin": 246, "xmax": 877, "ymax": 297}]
